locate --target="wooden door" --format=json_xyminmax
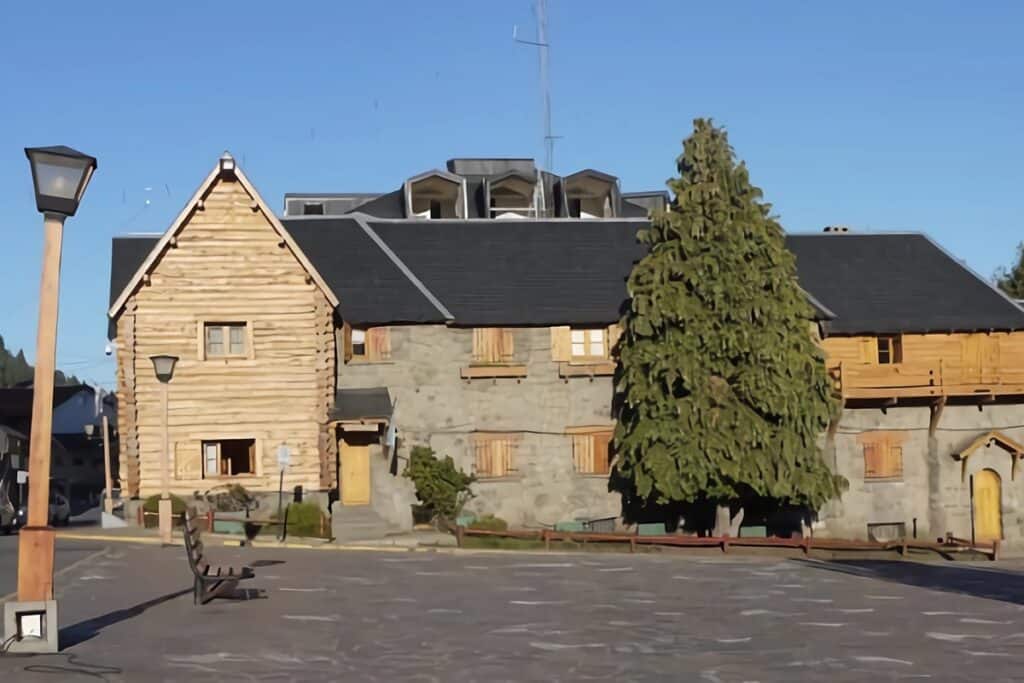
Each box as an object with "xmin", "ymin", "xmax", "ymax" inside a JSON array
[
  {"xmin": 340, "ymin": 441, "xmax": 371, "ymax": 506},
  {"xmin": 973, "ymin": 469, "xmax": 1002, "ymax": 543}
]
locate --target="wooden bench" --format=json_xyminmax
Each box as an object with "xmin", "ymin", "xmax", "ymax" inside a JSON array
[{"xmin": 183, "ymin": 511, "xmax": 256, "ymax": 605}]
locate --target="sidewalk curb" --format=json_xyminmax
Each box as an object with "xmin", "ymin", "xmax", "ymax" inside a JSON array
[{"xmin": 55, "ymin": 530, "xmax": 457, "ymax": 553}]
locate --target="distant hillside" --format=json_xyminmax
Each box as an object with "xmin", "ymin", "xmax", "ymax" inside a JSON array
[{"xmin": 0, "ymin": 335, "xmax": 80, "ymax": 387}]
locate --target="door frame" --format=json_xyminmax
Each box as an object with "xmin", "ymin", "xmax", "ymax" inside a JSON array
[{"xmin": 971, "ymin": 468, "xmax": 1003, "ymax": 543}]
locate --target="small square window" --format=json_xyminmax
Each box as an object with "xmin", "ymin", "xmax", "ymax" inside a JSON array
[
  {"xmin": 303, "ymin": 202, "xmax": 324, "ymax": 215},
  {"xmin": 205, "ymin": 323, "xmax": 247, "ymax": 358},
  {"xmin": 571, "ymin": 329, "xmax": 607, "ymax": 360}
]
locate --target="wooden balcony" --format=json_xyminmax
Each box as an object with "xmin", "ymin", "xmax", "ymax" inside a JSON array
[{"xmin": 830, "ymin": 360, "xmax": 1024, "ymax": 402}]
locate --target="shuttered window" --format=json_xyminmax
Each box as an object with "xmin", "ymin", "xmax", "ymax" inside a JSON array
[
  {"xmin": 571, "ymin": 429, "xmax": 613, "ymax": 475},
  {"xmin": 346, "ymin": 326, "xmax": 391, "ymax": 362},
  {"xmin": 863, "ymin": 439, "xmax": 903, "ymax": 480},
  {"xmin": 551, "ymin": 324, "xmax": 622, "ymax": 362},
  {"xmin": 472, "ymin": 328, "xmax": 515, "ymax": 364},
  {"xmin": 472, "ymin": 433, "xmax": 519, "ymax": 478}
]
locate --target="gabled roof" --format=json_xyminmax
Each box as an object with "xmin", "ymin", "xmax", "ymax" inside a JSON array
[
  {"xmin": 786, "ymin": 233, "xmax": 1024, "ymax": 334},
  {"xmin": 282, "ymin": 217, "xmax": 450, "ymax": 325},
  {"xmin": 107, "ymin": 153, "xmax": 338, "ymax": 318},
  {"xmin": 369, "ymin": 218, "xmax": 645, "ymax": 326}
]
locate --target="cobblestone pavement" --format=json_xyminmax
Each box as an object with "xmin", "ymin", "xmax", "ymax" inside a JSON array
[{"xmin": 3, "ymin": 542, "xmax": 1024, "ymax": 681}]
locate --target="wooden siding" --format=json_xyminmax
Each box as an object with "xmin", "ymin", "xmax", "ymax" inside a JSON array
[
  {"xmin": 115, "ymin": 298, "xmax": 140, "ymax": 497},
  {"xmin": 114, "ymin": 175, "xmax": 335, "ymax": 496},
  {"xmin": 824, "ymin": 332, "xmax": 1024, "ymax": 400}
]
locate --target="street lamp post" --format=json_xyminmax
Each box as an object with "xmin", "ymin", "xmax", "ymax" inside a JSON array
[
  {"xmin": 4, "ymin": 146, "xmax": 96, "ymax": 654},
  {"xmin": 150, "ymin": 355, "xmax": 178, "ymax": 544}
]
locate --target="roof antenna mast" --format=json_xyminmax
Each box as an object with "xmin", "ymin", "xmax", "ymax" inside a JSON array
[{"xmin": 514, "ymin": 0, "xmax": 559, "ymax": 172}]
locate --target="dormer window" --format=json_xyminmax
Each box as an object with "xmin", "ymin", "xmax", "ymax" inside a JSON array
[
  {"xmin": 563, "ymin": 169, "xmax": 620, "ymax": 219},
  {"xmin": 404, "ymin": 170, "xmax": 466, "ymax": 219},
  {"xmin": 487, "ymin": 171, "xmax": 541, "ymax": 219}
]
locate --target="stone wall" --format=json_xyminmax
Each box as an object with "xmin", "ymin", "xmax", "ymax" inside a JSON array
[
  {"xmin": 337, "ymin": 325, "xmax": 621, "ymax": 529},
  {"xmin": 819, "ymin": 403, "xmax": 1024, "ymax": 547}
]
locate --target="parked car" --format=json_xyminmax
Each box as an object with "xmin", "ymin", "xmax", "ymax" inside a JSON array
[{"xmin": 14, "ymin": 490, "xmax": 71, "ymax": 527}]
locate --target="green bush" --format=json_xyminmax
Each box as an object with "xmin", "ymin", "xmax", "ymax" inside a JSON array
[
  {"xmin": 403, "ymin": 445, "xmax": 475, "ymax": 523},
  {"xmin": 142, "ymin": 493, "xmax": 188, "ymax": 515},
  {"xmin": 274, "ymin": 501, "xmax": 329, "ymax": 538},
  {"xmin": 469, "ymin": 514, "xmax": 508, "ymax": 532}
]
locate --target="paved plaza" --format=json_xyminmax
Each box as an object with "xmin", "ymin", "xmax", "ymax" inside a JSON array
[{"xmin": 2, "ymin": 540, "xmax": 1024, "ymax": 681}]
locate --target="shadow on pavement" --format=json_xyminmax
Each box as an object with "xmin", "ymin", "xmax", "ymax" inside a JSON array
[
  {"xmin": 60, "ymin": 588, "xmax": 192, "ymax": 649},
  {"xmin": 796, "ymin": 558, "xmax": 1024, "ymax": 605},
  {"xmin": 251, "ymin": 559, "xmax": 286, "ymax": 567}
]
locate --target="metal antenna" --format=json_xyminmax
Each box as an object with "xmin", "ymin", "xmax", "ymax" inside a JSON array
[{"xmin": 514, "ymin": 0, "xmax": 559, "ymax": 172}]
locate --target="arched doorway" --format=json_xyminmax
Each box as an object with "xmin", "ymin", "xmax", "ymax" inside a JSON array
[{"xmin": 973, "ymin": 469, "xmax": 1002, "ymax": 543}]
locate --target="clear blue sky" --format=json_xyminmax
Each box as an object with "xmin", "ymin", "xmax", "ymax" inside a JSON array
[{"xmin": 1, "ymin": 1, "xmax": 1022, "ymax": 388}]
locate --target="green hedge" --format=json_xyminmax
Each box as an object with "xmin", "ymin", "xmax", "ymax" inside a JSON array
[
  {"xmin": 274, "ymin": 502, "xmax": 330, "ymax": 538},
  {"xmin": 468, "ymin": 514, "xmax": 508, "ymax": 532}
]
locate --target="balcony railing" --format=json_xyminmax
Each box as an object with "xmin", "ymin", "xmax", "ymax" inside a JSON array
[{"xmin": 829, "ymin": 360, "xmax": 1024, "ymax": 401}]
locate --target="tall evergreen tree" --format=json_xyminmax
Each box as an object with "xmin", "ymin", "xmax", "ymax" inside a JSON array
[
  {"xmin": 995, "ymin": 243, "xmax": 1024, "ymax": 300},
  {"xmin": 613, "ymin": 119, "xmax": 844, "ymax": 526}
]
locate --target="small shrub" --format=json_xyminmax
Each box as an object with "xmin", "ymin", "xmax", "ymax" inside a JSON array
[
  {"xmin": 274, "ymin": 501, "xmax": 329, "ymax": 538},
  {"xmin": 468, "ymin": 514, "xmax": 508, "ymax": 532},
  {"xmin": 403, "ymin": 445, "xmax": 475, "ymax": 524},
  {"xmin": 142, "ymin": 493, "xmax": 188, "ymax": 515}
]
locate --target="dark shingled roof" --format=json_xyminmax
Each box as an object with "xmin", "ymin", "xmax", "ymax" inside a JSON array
[
  {"xmin": 330, "ymin": 387, "xmax": 392, "ymax": 421},
  {"xmin": 282, "ymin": 218, "xmax": 444, "ymax": 325},
  {"xmin": 108, "ymin": 219, "xmax": 1024, "ymax": 336},
  {"xmin": 786, "ymin": 233, "xmax": 1024, "ymax": 334},
  {"xmin": 370, "ymin": 219, "xmax": 646, "ymax": 326}
]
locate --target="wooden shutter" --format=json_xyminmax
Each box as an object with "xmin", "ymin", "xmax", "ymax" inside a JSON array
[
  {"xmin": 367, "ymin": 327, "xmax": 391, "ymax": 361},
  {"xmin": 473, "ymin": 434, "xmax": 516, "ymax": 477},
  {"xmin": 500, "ymin": 329, "xmax": 515, "ymax": 362},
  {"xmin": 863, "ymin": 442, "xmax": 883, "ymax": 478},
  {"xmin": 572, "ymin": 434, "xmax": 594, "ymax": 473},
  {"xmin": 551, "ymin": 326, "xmax": 572, "ymax": 362},
  {"xmin": 606, "ymin": 324, "xmax": 622, "ymax": 357},
  {"xmin": 592, "ymin": 431, "xmax": 612, "ymax": 474},
  {"xmin": 343, "ymin": 324, "xmax": 353, "ymax": 362},
  {"xmin": 473, "ymin": 328, "xmax": 514, "ymax": 363},
  {"xmin": 858, "ymin": 337, "xmax": 876, "ymax": 364},
  {"xmin": 572, "ymin": 431, "xmax": 613, "ymax": 474},
  {"xmin": 175, "ymin": 441, "xmax": 202, "ymax": 480}
]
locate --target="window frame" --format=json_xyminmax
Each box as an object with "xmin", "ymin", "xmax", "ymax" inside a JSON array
[
  {"xmin": 876, "ymin": 335, "xmax": 903, "ymax": 365},
  {"xmin": 200, "ymin": 438, "xmax": 259, "ymax": 479},
  {"xmin": 199, "ymin": 321, "xmax": 252, "ymax": 361},
  {"xmin": 570, "ymin": 328, "xmax": 609, "ymax": 361}
]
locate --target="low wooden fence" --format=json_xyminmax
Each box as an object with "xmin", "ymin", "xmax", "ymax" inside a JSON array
[{"xmin": 455, "ymin": 526, "xmax": 1000, "ymax": 561}]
